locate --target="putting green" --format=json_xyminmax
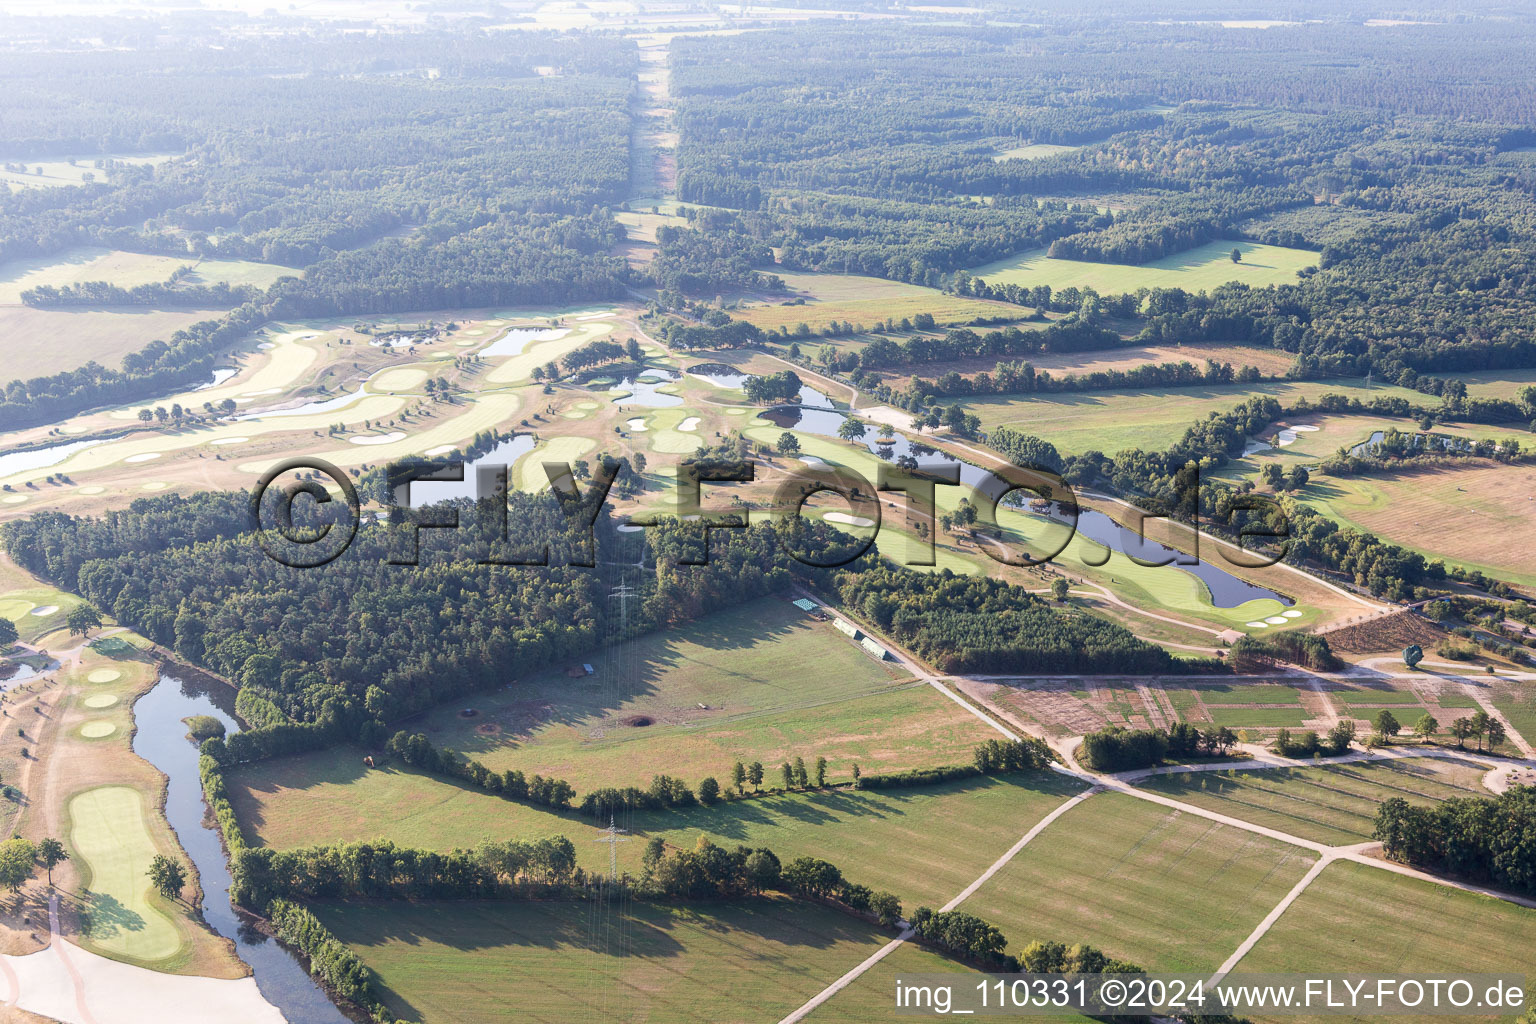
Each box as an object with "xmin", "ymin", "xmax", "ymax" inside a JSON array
[
  {"xmin": 512, "ymin": 436, "xmax": 597, "ymax": 493},
  {"xmin": 77, "ymin": 485, "xmax": 106, "ymax": 495},
  {"xmin": 140, "ymin": 482, "xmax": 168, "ymax": 491},
  {"xmin": 68, "ymin": 786, "xmax": 182, "ymax": 962},
  {"xmin": 80, "ymin": 721, "xmax": 117, "ymax": 738},
  {"xmin": 83, "ymin": 694, "xmax": 119, "ymax": 709},
  {"xmin": 372, "ymin": 367, "xmax": 428, "ymax": 392},
  {"xmin": 0, "ymin": 599, "xmax": 33, "ymax": 621},
  {"xmin": 87, "ymin": 669, "xmax": 121, "ymax": 683}
]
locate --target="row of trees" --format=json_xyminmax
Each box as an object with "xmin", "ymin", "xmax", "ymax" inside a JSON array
[{"xmin": 1375, "ymin": 789, "xmax": 1536, "ymax": 897}]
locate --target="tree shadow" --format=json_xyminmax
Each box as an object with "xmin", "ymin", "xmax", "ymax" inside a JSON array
[{"xmin": 78, "ymin": 891, "xmax": 146, "ymax": 940}]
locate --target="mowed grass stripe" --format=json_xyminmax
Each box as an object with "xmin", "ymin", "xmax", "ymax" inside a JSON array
[
  {"xmin": 316, "ymin": 897, "xmax": 894, "ymax": 1024},
  {"xmin": 1136, "ymin": 758, "xmax": 1492, "ymax": 846},
  {"xmin": 68, "ymin": 785, "xmax": 184, "ymax": 964},
  {"xmin": 1235, "ymin": 860, "xmax": 1536, "ymax": 1024},
  {"xmin": 959, "ymin": 792, "xmax": 1315, "ymax": 973}
]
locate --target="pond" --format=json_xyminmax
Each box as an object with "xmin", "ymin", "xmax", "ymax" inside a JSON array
[
  {"xmin": 481, "ymin": 326, "xmax": 569, "ymax": 358},
  {"xmin": 764, "ymin": 405, "xmax": 1292, "ymax": 609},
  {"xmin": 133, "ymin": 674, "xmax": 350, "ymax": 1024},
  {"xmin": 609, "ymin": 366, "xmax": 683, "ymax": 408},
  {"xmin": 235, "ymin": 384, "xmax": 367, "ymax": 421},
  {"xmin": 0, "ymin": 437, "xmax": 108, "ymax": 479},
  {"xmin": 404, "ymin": 434, "xmax": 538, "ymax": 505},
  {"xmin": 194, "ymin": 368, "xmax": 239, "ymax": 391}
]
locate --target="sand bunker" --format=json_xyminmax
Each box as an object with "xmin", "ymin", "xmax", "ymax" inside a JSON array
[
  {"xmin": 2, "ymin": 495, "xmax": 27, "ymax": 505},
  {"xmin": 1264, "ymin": 615, "xmax": 1289, "ymax": 625},
  {"xmin": 625, "ymin": 417, "xmax": 649, "ymax": 431},
  {"xmin": 425, "ymin": 444, "xmax": 457, "ymax": 456},
  {"xmin": 1282, "ymin": 609, "xmax": 1303, "ymax": 618},
  {"xmin": 1245, "ymin": 621, "xmax": 1269, "ymax": 628},
  {"xmin": 210, "ymin": 436, "xmax": 249, "ymax": 446},
  {"xmin": 678, "ymin": 417, "xmax": 700, "ymax": 431},
  {"xmin": 78, "ymin": 485, "xmax": 106, "ymax": 495},
  {"xmin": 349, "ymin": 431, "xmax": 407, "ymax": 445},
  {"xmin": 141, "ymin": 482, "xmax": 168, "ymax": 491},
  {"xmin": 30, "ymin": 606, "xmax": 58, "ymax": 617},
  {"xmin": 84, "ymin": 694, "xmax": 119, "ymax": 709},
  {"xmin": 823, "ymin": 512, "xmax": 875, "ymax": 527},
  {"xmin": 80, "ymin": 721, "xmax": 116, "ymax": 739},
  {"xmin": 87, "ymin": 669, "xmax": 121, "ymax": 683},
  {"xmin": 123, "ymin": 453, "xmax": 161, "ymax": 463}
]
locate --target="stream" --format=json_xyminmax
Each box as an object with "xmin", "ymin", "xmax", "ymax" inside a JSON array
[{"xmin": 132, "ymin": 674, "xmax": 350, "ymax": 1024}]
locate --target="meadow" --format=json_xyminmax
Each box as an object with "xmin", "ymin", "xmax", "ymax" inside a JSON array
[
  {"xmin": 959, "ymin": 792, "xmax": 1316, "ymax": 973},
  {"xmin": 1136, "ymin": 756, "xmax": 1493, "ymax": 846},
  {"xmin": 0, "ymin": 154, "xmax": 172, "ymax": 191},
  {"xmin": 732, "ymin": 271, "xmax": 1023, "ymax": 332},
  {"xmin": 1234, "ymin": 861, "xmax": 1536, "ymax": 1023},
  {"xmin": 962, "ymin": 378, "xmax": 1434, "ymax": 456},
  {"xmin": 967, "ymin": 239, "xmax": 1318, "ymax": 294},
  {"xmin": 316, "ymin": 896, "xmax": 893, "ymax": 1024},
  {"xmin": 400, "ymin": 598, "xmax": 1001, "ymax": 791},
  {"xmin": 0, "ymin": 247, "xmax": 298, "ymax": 304},
  {"xmin": 0, "ymin": 307, "xmax": 225, "ymax": 381}
]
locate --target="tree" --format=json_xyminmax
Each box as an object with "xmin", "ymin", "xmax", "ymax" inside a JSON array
[
  {"xmin": 1051, "ymin": 578, "xmax": 1069, "ymax": 602},
  {"xmin": 837, "ymin": 417, "xmax": 866, "ymax": 442},
  {"xmin": 37, "ymin": 838, "xmax": 66, "ymax": 886},
  {"xmin": 1470, "ymin": 710, "xmax": 1491, "ymax": 751},
  {"xmin": 851, "ymin": 762, "xmax": 861, "ymax": 784},
  {"xmin": 732, "ymin": 761, "xmax": 746, "ymax": 792},
  {"xmin": 813, "ymin": 756, "xmax": 827, "ymax": 788},
  {"xmin": 697, "ymin": 776, "xmax": 720, "ymax": 805},
  {"xmin": 0, "ymin": 618, "xmax": 16, "ymax": 649},
  {"xmin": 1230, "ymin": 247, "xmax": 1242, "ymax": 263},
  {"xmin": 793, "ymin": 756, "xmax": 808, "ymax": 788},
  {"xmin": 1286, "ymin": 465, "xmax": 1310, "ymax": 491},
  {"xmin": 148, "ymin": 855, "xmax": 187, "ymax": 902},
  {"xmin": 66, "ymin": 604, "xmax": 102, "ymax": 639},
  {"xmin": 1374, "ymin": 709, "xmax": 1401, "ymax": 742},
  {"xmin": 137, "ymin": 408, "xmax": 153, "ymax": 424},
  {"xmin": 780, "ymin": 761, "xmax": 793, "ymax": 789},
  {"xmin": 748, "ymin": 761, "xmax": 764, "ymax": 791},
  {"xmin": 776, "ymin": 432, "xmax": 801, "ymax": 456},
  {"xmin": 870, "ymin": 890, "xmax": 902, "ymax": 928},
  {"xmin": 1450, "ymin": 716, "xmax": 1473, "ymax": 749},
  {"xmin": 0, "ymin": 839, "xmax": 34, "ymax": 896},
  {"xmin": 1414, "ymin": 713, "xmax": 1438, "ymax": 743},
  {"xmin": 1487, "ymin": 717, "xmax": 1507, "ymax": 752}
]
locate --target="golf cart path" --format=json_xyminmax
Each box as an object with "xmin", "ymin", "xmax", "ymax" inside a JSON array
[{"xmin": 0, "ymin": 893, "xmax": 284, "ymax": 1024}]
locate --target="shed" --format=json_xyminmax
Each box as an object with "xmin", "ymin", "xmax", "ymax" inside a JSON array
[
  {"xmin": 833, "ymin": 618, "xmax": 862, "ymax": 640},
  {"xmin": 860, "ymin": 637, "xmax": 890, "ymax": 660}
]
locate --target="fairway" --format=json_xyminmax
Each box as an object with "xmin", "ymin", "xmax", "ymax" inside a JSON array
[
  {"xmin": 968, "ymin": 239, "xmax": 1317, "ymax": 294},
  {"xmin": 1234, "ymin": 861, "xmax": 1536, "ymax": 1021},
  {"xmin": 733, "ymin": 271, "xmax": 1022, "ymax": 332},
  {"xmin": 68, "ymin": 786, "xmax": 184, "ymax": 964},
  {"xmin": 316, "ymin": 896, "xmax": 894, "ymax": 1024},
  {"xmin": 402, "ymin": 598, "xmax": 996, "ymax": 791},
  {"xmin": 1136, "ymin": 757, "xmax": 1493, "ymax": 845},
  {"xmin": 960, "ymin": 792, "xmax": 1316, "ymax": 973}
]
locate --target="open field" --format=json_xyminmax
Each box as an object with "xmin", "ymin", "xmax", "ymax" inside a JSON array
[
  {"xmin": 316, "ymin": 896, "xmax": 893, "ymax": 1024},
  {"xmin": 959, "ymin": 792, "xmax": 1316, "ymax": 973},
  {"xmin": 967, "ymin": 239, "xmax": 1318, "ymax": 295},
  {"xmin": 1234, "ymin": 860, "xmax": 1536, "ymax": 1022},
  {"xmin": 963, "ymin": 378, "xmax": 1437, "ymax": 456},
  {"xmin": 1136, "ymin": 756, "xmax": 1494, "ymax": 845},
  {"xmin": 0, "ymin": 307, "xmax": 224, "ymax": 381},
  {"xmin": 732, "ymin": 271, "xmax": 1024, "ymax": 332},
  {"xmin": 401, "ymin": 598, "xmax": 1005, "ymax": 791},
  {"xmin": 230, "ymin": 751, "xmax": 1082, "ymax": 909},
  {"xmin": 1204, "ymin": 706, "xmax": 1312, "ymax": 728},
  {"xmin": 0, "ymin": 247, "xmax": 298, "ymax": 304},
  {"xmin": 993, "ymin": 143, "xmax": 1079, "ymax": 161},
  {"xmin": 0, "ymin": 155, "xmax": 172, "ymax": 191},
  {"xmin": 68, "ymin": 786, "xmax": 183, "ymax": 964}
]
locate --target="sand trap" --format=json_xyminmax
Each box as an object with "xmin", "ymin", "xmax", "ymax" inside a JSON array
[
  {"xmin": 678, "ymin": 417, "xmax": 700, "ymax": 431},
  {"xmin": 87, "ymin": 669, "xmax": 121, "ymax": 683},
  {"xmin": 626, "ymin": 417, "xmax": 649, "ymax": 431},
  {"xmin": 61, "ymin": 424, "xmax": 90, "ymax": 435},
  {"xmin": 83, "ymin": 694, "xmax": 119, "ymax": 709},
  {"xmin": 823, "ymin": 512, "xmax": 875, "ymax": 527},
  {"xmin": 141, "ymin": 482, "xmax": 168, "ymax": 491},
  {"xmin": 1264, "ymin": 615, "xmax": 1289, "ymax": 625},
  {"xmin": 616, "ymin": 524, "xmax": 645, "ymax": 533},
  {"xmin": 123, "ymin": 453, "xmax": 161, "ymax": 463},
  {"xmin": 349, "ymin": 431, "xmax": 407, "ymax": 445},
  {"xmin": 77, "ymin": 485, "xmax": 106, "ymax": 495},
  {"xmin": 2, "ymin": 495, "xmax": 27, "ymax": 504},
  {"xmin": 79, "ymin": 721, "xmax": 116, "ymax": 739},
  {"xmin": 1274, "ymin": 424, "xmax": 1320, "ymax": 446},
  {"xmin": 240, "ymin": 388, "xmax": 283, "ymax": 397},
  {"xmin": 257, "ymin": 342, "xmax": 276, "ymax": 350},
  {"xmin": 799, "ymin": 456, "xmax": 826, "ymax": 465},
  {"xmin": 424, "ymin": 444, "xmax": 457, "ymax": 456},
  {"xmin": 210, "ymin": 436, "xmax": 249, "ymax": 446},
  {"xmin": 1245, "ymin": 621, "xmax": 1269, "ymax": 628},
  {"xmin": 1282, "ymin": 609, "xmax": 1303, "ymax": 618},
  {"xmin": 30, "ymin": 606, "xmax": 58, "ymax": 617},
  {"xmin": 431, "ymin": 351, "xmax": 453, "ymax": 358}
]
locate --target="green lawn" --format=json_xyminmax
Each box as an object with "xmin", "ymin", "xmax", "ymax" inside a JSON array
[
  {"xmin": 0, "ymin": 246, "xmax": 297, "ymax": 303},
  {"xmin": 1331, "ymin": 687, "xmax": 1427, "ymax": 704},
  {"xmin": 968, "ymin": 239, "xmax": 1317, "ymax": 295},
  {"xmin": 1136, "ymin": 757, "xmax": 1494, "ymax": 845},
  {"xmin": 1234, "ymin": 860, "xmax": 1536, "ymax": 1024},
  {"xmin": 0, "ymin": 584, "xmax": 89, "ymax": 645},
  {"xmin": 958, "ymin": 792, "xmax": 1316, "ymax": 973},
  {"xmin": 316, "ymin": 896, "xmax": 894, "ymax": 1024},
  {"xmin": 1493, "ymin": 686, "xmax": 1536, "ymax": 751},
  {"xmin": 230, "ymin": 748, "xmax": 1083, "ymax": 909},
  {"xmin": 1194, "ymin": 684, "xmax": 1305, "ymax": 705},
  {"xmin": 399, "ymin": 598, "xmax": 995, "ymax": 791},
  {"xmin": 1204, "ymin": 706, "xmax": 1312, "ymax": 729}
]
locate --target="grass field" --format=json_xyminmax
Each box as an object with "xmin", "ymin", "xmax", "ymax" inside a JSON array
[
  {"xmin": 231, "ymin": 753, "xmax": 1083, "ymax": 909},
  {"xmin": 0, "ymin": 247, "xmax": 298, "ymax": 304},
  {"xmin": 959, "ymin": 792, "xmax": 1316, "ymax": 973},
  {"xmin": 0, "ymin": 582, "xmax": 88, "ymax": 645},
  {"xmin": 1136, "ymin": 757, "xmax": 1493, "ymax": 845},
  {"xmin": 993, "ymin": 143, "xmax": 1079, "ymax": 161},
  {"xmin": 316, "ymin": 896, "xmax": 892, "ymax": 1024},
  {"xmin": 967, "ymin": 239, "xmax": 1317, "ymax": 295},
  {"xmin": 1204, "ymin": 706, "xmax": 1312, "ymax": 728},
  {"xmin": 0, "ymin": 154, "xmax": 171, "ymax": 191},
  {"xmin": 68, "ymin": 786, "xmax": 184, "ymax": 964},
  {"xmin": 733, "ymin": 271, "xmax": 1023, "ymax": 332},
  {"xmin": 1234, "ymin": 860, "xmax": 1536, "ymax": 1022},
  {"xmin": 963, "ymin": 378, "xmax": 1437, "ymax": 456},
  {"xmin": 398, "ymin": 598, "xmax": 1001, "ymax": 791},
  {"xmin": 0, "ymin": 306, "xmax": 225, "ymax": 381},
  {"xmin": 1493, "ymin": 686, "xmax": 1536, "ymax": 752}
]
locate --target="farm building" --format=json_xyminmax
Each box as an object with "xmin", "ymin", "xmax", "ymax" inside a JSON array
[
  {"xmin": 860, "ymin": 636, "xmax": 891, "ymax": 660},
  {"xmin": 833, "ymin": 618, "xmax": 862, "ymax": 640}
]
